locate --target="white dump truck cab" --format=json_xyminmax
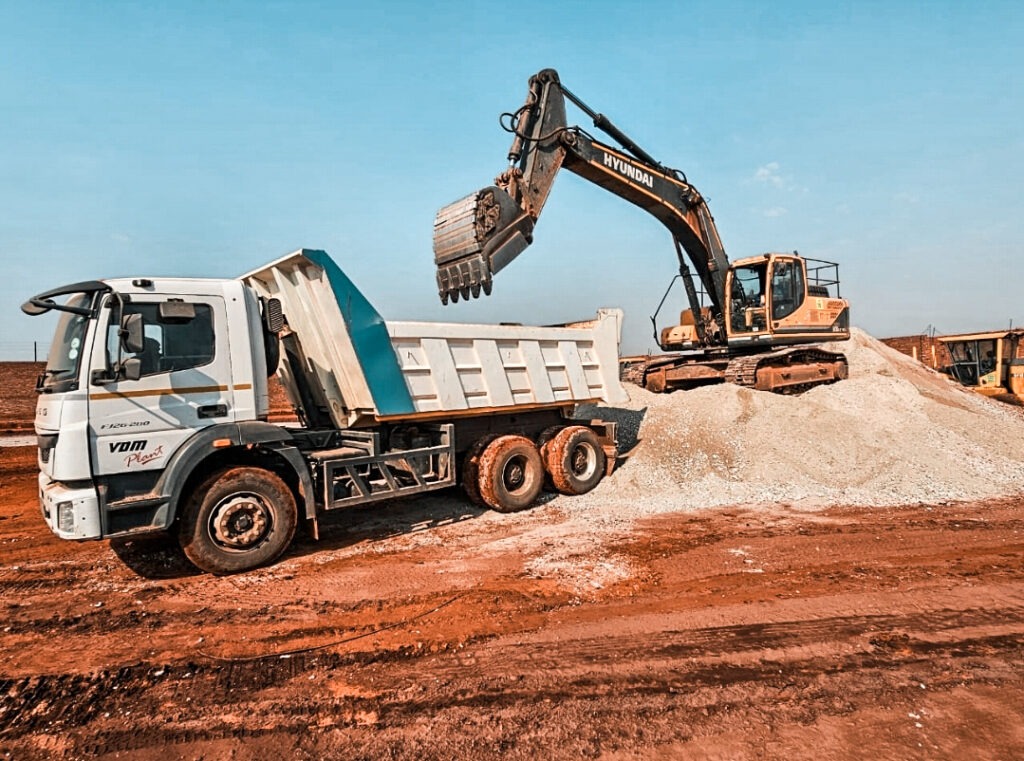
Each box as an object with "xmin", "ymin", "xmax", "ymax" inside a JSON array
[
  {"xmin": 24, "ymin": 249, "xmax": 626, "ymax": 574},
  {"xmin": 26, "ymin": 274, "xmax": 283, "ymax": 542}
]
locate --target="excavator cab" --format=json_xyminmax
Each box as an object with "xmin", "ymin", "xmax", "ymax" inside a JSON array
[
  {"xmin": 938, "ymin": 330, "xmax": 1024, "ymax": 401},
  {"xmin": 662, "ymin": 254, "xmax": 848, "ymax": 351},
  {"xmin": 724, "ymin": 254, "xmax": 848, "ymax": 348}
]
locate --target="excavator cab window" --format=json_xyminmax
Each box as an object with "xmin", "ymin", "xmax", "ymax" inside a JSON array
[
  {"xmin": 729, "ymin": 264, "xmax": 767, "ymax": 334},
  {"xmin": 770, "ymin": 259, "xmax": 805, "ymax": 321},
  {"xmin": 947, "ymin": 339, "xmax": 1005, "ymax": 387}
]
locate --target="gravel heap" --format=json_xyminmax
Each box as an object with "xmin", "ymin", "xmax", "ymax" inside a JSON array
[
  {"xmin": 313, "ymin": 329, "xmax": 1022, "ymax": 595},
  {"xmin": 573, "ymin": 328, "xmax": 1024, "ymax": 518}
]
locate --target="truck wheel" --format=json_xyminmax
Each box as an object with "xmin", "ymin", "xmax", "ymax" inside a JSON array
[
  {"xmin": 536, "ymin": 425, "xmax": 565, "ymax": 453},
  {"xmin": 535, "ymin": 426, "xmax": 565, "ymax": 490},
  {"xmin": 461, "ymin": 435, "xmax": 499, "ymax": 507},
  {"xmin": 178, "ymin": 467, "xmax": 297, "ymax": 575},
  {"xmin": 477, "ymin": 435, "xmax": 544, "ymax": 513},
  {"xmin": 543, "ymin": 426, "xmax": 606, "ymax": 496}
]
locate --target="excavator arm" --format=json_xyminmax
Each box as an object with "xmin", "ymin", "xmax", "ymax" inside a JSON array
[{"xmin": 433, "ymin": 69, "xmax": 731, "ymax": 346}]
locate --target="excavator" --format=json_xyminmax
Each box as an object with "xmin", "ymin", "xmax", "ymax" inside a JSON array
[{"xmin": 432, "ymin": 68, "xmax": 850, "ymax": 393}]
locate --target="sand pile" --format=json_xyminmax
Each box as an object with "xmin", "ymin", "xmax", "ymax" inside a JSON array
[{"xmin": 573, "ymin": 328, "xmax": 1024, "ymax": 517}]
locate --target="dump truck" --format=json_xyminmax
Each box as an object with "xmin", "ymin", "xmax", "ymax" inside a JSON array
[
  {"xmin": 432, "ymin": 68, "xmax": 850, "ymax": 393},
  {"xmin": 22, "ymin": 249, "xmax": 626, "ymax": 574},
  {"xmin": 937, "ymin": 329, "xmax": 1024, "ymax": 403}
]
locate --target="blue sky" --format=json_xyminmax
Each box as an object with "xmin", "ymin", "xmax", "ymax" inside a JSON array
[{"xmin": 2, "ymin": 1, "xmax": 1021, "ymax": 359}]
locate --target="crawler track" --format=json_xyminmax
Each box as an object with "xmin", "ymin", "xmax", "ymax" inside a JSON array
[{"xmin": 724, "ymin": 346, "xmax": 848, "ymax": 391}]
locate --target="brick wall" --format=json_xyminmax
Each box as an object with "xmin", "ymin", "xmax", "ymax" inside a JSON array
[{"xmin": 880, "ymin": 335, "xmax": 951, "ymax": 369}]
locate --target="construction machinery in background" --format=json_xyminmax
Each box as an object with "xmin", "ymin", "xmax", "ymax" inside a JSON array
[
  {"xmin": 937, "ymin": 329, "xmax": 1024, "ymax": 404},
  {"xmin": 432, "ymin": 68, "xmax": 850, "ymax": 393}
]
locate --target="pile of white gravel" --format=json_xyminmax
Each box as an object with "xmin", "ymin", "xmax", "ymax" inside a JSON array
[
  {"xmin": 414, "ymin": 329, "xmax": 1024, "ymax": 592},
  {"xmin": 308, "ymin": 329, "xmax": 1022, "ymax": 593},
  {"xmin": 572, "ymin": 328, "xmax": 1024, "ymax": 519}
]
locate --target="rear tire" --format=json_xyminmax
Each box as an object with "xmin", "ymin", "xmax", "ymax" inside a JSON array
[
  {"xmin": 477, "ymin": 435, "xmax": 544, "ymax": 513},
  {"xmin": 178, "ymin": 467, "xmax": 297, "ymax": 575},
  {"xmin": 461, "ymin": 435, "xmax": 499, "ymax": 507},
  {"xmin": 535, "ymin": 425, "xmax": 564, "ymax": 491},
  {"xmin": 542, "ymin": 426, "xmax": 606, "ymax": 496}
]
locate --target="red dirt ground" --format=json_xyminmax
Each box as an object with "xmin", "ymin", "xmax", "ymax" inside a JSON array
[{"xmin": 1, "ymin": 365, "xmax": 1023, "ymax": 759}]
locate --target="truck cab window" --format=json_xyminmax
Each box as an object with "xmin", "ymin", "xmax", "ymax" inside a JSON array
[
  {"xmin": 107, "ymin": 303, "xmax": 215, "ymax": 376},
  {"xmin": 40, "ymin": 293, "xmax": 93, "ymax": 392}
]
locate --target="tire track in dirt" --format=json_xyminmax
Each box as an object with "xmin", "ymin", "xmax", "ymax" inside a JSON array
[{"xmin": 3, "ymin": 607, "xmax": 1022, "ymax": 759}]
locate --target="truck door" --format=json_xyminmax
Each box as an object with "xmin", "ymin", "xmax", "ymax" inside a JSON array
[{"xmin": 88, "ymin": 296, "xmax": 235, "ymax": 478}]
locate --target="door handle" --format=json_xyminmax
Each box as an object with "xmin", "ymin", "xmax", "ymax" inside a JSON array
[{"xmin": 197, "ymin": 404, "xmax": 228, "ymax": 419}]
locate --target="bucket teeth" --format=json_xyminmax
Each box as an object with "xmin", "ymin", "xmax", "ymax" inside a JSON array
[{"xmin": 434, "ymin": 253, "xmax": 491, "ymax": 305}]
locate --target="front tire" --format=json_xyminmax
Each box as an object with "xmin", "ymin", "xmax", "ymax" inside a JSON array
[{"xmin": 178, "ymin": 467, "xmax": 297, "ymax": 575}]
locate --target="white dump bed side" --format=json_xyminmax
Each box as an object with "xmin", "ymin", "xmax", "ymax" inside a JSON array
[
  {"xmin": 385, "ymin": 308, "xmax": 628, "ymax": 416},
  {"xmin": 242, "ymin": 250, "xmax": 627, "ymax": 429}
]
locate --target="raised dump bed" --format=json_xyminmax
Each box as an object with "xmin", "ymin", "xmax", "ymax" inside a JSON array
[{"xmin": 243, "ymin": 249, "xmax": 626, "ymax": 429}]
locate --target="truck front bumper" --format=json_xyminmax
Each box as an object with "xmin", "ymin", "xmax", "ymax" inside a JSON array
[{"xmin": 38, "ymin": 473, "xmax": 102, "ymax": 540}]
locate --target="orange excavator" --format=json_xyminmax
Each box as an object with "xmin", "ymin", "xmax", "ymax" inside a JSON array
[{"xmin": 432, "ymin": 69, "xmax": 850, "ymax": 393}]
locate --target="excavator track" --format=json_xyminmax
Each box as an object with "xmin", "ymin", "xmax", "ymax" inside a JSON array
[
  {"xmin": 724, "ymin": 348, "xmax": 848, "ymax": 393},
  {"xmin": 622, "ymin": 347, "xmax": 848, "ymax": 395}
]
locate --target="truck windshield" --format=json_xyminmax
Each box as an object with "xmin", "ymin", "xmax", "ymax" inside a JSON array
[{"xmin": 41, "ymin": 294, "xmax": 93, "ymax": 393}]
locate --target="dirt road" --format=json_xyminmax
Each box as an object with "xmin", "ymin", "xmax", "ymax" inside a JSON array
[{"xmin": 2, "ymin": 445, "xmax": 1022, "ymax": 760}]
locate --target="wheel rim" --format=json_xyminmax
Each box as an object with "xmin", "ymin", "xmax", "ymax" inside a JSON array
[
  {"xmin": 570, "ymin": 442, "xmax": 599, "ymax": 481},
  {"xmin": 208, "ymin": 492, "xmax": 272, "ymax": 551},
  {"xmin": 502, "ymin": 455, "xmax": 529, "ymax": 494}
]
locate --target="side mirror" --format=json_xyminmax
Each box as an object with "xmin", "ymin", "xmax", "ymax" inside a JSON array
[
  {"xmin": 93, "ymin": 355, "xmax": 143, "ymax": 385},
  {"xmin": 263, "ymin": 297, "xmax": 284, "ymax": 333},
  {"xmin": 120, "ymin": 313, "xmax": 145, "ymax": 354},
  {"xmin": 121, "ymin": 357, "xmax": 142, "ymax": 381}
]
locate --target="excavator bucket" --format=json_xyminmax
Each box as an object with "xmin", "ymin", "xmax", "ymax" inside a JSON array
[{"xmin": 432, "ymin": 186, "xmax": 535, "ymax": 304}]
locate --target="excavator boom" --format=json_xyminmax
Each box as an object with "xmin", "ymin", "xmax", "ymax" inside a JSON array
[{"xmin": 433, "ymin": 69, "xmax": 729, "ymax": 338}]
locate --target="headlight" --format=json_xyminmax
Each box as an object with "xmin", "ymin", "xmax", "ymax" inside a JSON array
[{"xmin": 57, "ymin": 501, "xmax": 75, "ymax": 532}]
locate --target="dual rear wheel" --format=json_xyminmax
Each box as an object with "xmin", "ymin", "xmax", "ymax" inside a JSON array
[{"xmin": 462, "ymin": 426, "xmax": 607, "ymax": 513}]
